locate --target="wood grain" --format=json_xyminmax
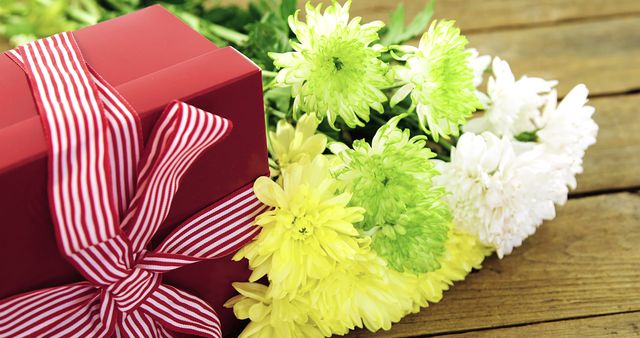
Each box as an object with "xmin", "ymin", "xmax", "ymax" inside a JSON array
[
  {"xmin": 351, "ymin": 192, "xmax": 640, "ymax": 337},
  {"xmin": 349, "ymin": 0, "xmax": 640, "ymax": 33},
  {"xmin": 575, "ymin": 94, "xmax": 640, "ymax": 194},
  {"xmin": 0, "ymin": 38, "xmax": 9, "ymax": 52},
  {"xmin": 437, "ymin": 311, "xmax": 640, "ymax": 337},
  {"xmin": 225, "ymin": 0, "xmax": 640, "ymax": 33},
  {"xmin": 465, "ymin": 16, "xmax": 640, "ymax": 97}
]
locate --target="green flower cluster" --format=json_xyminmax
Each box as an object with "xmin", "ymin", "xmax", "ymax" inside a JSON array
[
  {"xmin": 269, "ymin": 2, "xmax": 480, "ymax": 142},
  {"xmin": 333, "ymin": 116, "xmax": 451, "ymax": 273}
]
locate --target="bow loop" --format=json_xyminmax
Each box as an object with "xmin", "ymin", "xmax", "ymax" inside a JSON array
[{"xmin": 121, "ymin": 101, "xmax": 233, "ymax": 254}]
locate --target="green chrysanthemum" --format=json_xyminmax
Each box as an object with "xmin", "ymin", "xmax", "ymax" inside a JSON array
[
  {"xmin": 270, "ymin": 1, "xmax": 393, "ymax": 129},
  {"xmin": 391, "ymin": 20, "xmax": 481, "ymax": 141},
  {"xmin": 332, "ymin": 116, "xmax": 451, "ymax": 273}
]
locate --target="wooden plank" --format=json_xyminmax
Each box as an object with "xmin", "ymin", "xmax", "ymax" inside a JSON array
[
  {"xmin": 227, "ymin": 0, "xmax": 640, "ymax": 33},
  {"xmin": 466, "ymin": 16, "xmax": 640, "ymax": 97},
  {"xmin": 0, "ymin": 38, "xmax": 9, "ymax": 52},
  {"xmin": 437, "ymin": 311, "xmax": 640, "ymax": 337},
  {"xmin": 575, "ymin": 94, "xmax": 640, "ymax": 194},
  {"xmin": 349, "ymin": 0, "xmax": 640, "ymax": 33},
  {"xmin": 351, "ymin": 192, "xmax": 640, "ymax": 337}
]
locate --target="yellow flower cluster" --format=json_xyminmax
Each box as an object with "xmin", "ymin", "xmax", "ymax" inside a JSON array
[
  {"xmin": 226, "ymin": 116, "xmax": 493, "ymax": 337},
  {"xmin": 268, "ymin": 113, "xmax": 327, "ymax": 176}
]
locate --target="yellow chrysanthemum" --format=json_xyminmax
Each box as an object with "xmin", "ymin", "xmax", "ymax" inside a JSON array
[
  {"xmin": 409, "ymin": 228, "xmax": 493, "ymax": 306},
  {"xmin": 311, "ymin": 248, "xmax": 418, "ymax": 333},
  {"xmin": 224, "ymin": 283, "xmax": 327, "ymax": 338},
  {"xmin": 268, "ymin": 114, "xmax": 327, "ymax": 176},
  {"xmin": 227, "ymin": 227, "xmax": 492, "ymax": 337},
  {"xmin": 234, "ymin": 155, "xmax": 365, "ymax": 299}
]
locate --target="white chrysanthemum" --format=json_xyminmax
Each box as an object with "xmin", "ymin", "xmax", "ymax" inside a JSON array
[
  {"xmin": 537, "ymin": 84, "xmax": 598, "ymax": 189},
  {"xmin": 464, "ymin": 57, "xmax": 556, "ymax": 136},
  {"xmin": 467, "ymin": 48, "xmax": 491, "ymax": 106},
  {"xmin": 433, "ymin": 132, "xmax": 567, "ymax": 257},
  {"xmin": 467, "ymin": 49, "xmax": 491, "ymax": 88}
]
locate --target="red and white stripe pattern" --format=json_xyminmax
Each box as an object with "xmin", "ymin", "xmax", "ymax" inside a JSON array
[{"xmin": 0, "ymin": 32, "xmax": 267, "ymax": 337}]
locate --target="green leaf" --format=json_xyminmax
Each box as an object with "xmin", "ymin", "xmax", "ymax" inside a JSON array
[
  {"xmin": 381, "ymin": 3, "xmax": 405, "ymax": 46},
  {"xmin": 279, "ymin": 0, "xmax": 297, "ymax": 20},
  {"xmin": 381, "ymin": 1, "xmax": 434, "ymax": 45},
  {"xmin": 514, "ymin": 131, "xmax": 539, "ymax": 142},
  {"xmin": 264, "ymin": 86, "xmax": 292, "ymax": 114},
  {"xmin": 402, "ymin": 1, "xmax": 434, "ymax": 40},
  {"xmin": 240, "ymin": 0, "xmax": 294, "ymax": 70}
]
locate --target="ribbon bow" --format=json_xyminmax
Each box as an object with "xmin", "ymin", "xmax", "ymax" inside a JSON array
[{"xmin": 0, "ymin": 32, "xmax": 267, "ymax": 337}]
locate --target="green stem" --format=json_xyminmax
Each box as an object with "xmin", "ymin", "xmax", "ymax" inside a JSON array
[
  {"xmin": 407, "ymin": 104, "xmax": 416, "ymax": 115},
  {"xmin": 438, "ymin": 138, "xmax": 453, "ymax": 151},
  {"xmin": 435, "ymin": 153, "xmax": 450, "ymax": 162},
  {"xmin": 369, "ymin": 113, "xmax": 388, "ymax": 126},
  {"xmin": 379, "ymin": 82, "xmax": 407, "ymax": 91},
  {"xmin": 267, "ymin": 107, "xmax": 287, "ymax": 119},
  {"xmin": 262, "ymin": 79, "xmax": 277, "ymax": 91},
  {"xmin": 262, "ymin": 70, "xmax": 278, "ymax": 78},
  {"xmin": 208, "ymin": 23, "xmax": 249, "ymax": 45}
]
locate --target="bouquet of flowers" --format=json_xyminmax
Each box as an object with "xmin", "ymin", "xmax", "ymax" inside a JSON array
[
  {"xmin": 223, "ymin": 2, "xmax": 598, "ymax": 337},
  {"xmin": 1, "ymin": 0, "xmax": 598, "ymax": 337}
]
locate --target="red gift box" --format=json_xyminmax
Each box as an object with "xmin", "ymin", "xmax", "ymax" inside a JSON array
[{"xmin": 0, "ymin": 5, "xmax": 267, "ymax": 336}]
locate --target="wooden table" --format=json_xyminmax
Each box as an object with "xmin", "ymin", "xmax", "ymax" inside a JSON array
[
  {"xmin": 346, "ymin": 1, "xmax": 640, "ymax": 337},
  {"xmin": 2, "ymin": 1, "xmax": 639, "ymax": 336}
]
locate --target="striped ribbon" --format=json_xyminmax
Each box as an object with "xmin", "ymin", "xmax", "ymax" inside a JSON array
[{"xmin": 0, "ymin": 32, "xmax": 267, "ymax": 337}]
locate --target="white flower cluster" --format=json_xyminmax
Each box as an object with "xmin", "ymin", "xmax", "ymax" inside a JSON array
[{"xmin": 435, "ymin": 53, "xmax": 598, "ymax": 257}]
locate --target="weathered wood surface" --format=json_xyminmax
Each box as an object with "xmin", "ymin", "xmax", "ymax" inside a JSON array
[
  {"xmin": 575, "ymin": 95, "xmax": 640, "ymax": 194},
  {"xmin": 353, "ymin": 192, "xmax": 640, "ymax": 337},
  {"xmin": 466, "ymin": 17, "xmax": 640, "ymax": 97},
  {"xmin": 0, "ymin": 38, "xmax": 8, "ymax": 51},
  {"xmin": 227, "ymin": 0, "xmax": 640, "ymax": 32},
  {"xmin": 350, "ymin": 0, "xmax": 640, "ymax": 32},
  {"xmin": 438, "ymin": 311, "xmax": 640, "ymax": 338}
]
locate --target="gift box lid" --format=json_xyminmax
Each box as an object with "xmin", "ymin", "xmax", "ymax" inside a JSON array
[{"xmin": 0, "ymin": 4, "xmax": 251, "ymax": 173}]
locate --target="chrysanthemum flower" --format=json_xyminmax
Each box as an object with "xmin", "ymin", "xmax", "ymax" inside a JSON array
[
  {"xmin": 226, "ymin": 224, "xmax": 492, "ymax": 338},
  {"xmin": 433, "ymin": 132, "xmax": 567, "ymax": 257},
  {"xmin": 467, "ymin": 48, "xmax": 491, "ymax": 106},
  {"xmin": 333, "ymin": 116, "xmax": 450, "ymax": 273},
  {"xmin": 464, "ymin": 57, "xmax": 557, "ymax": 136},
  {"xmin": 468, "ymin": 49, "xmax": 491, "ymax": 89},
  {"xmin": 391, "ymin": 20, "xmax": 481, "ymax": 141},
  {"xmin": 228, "ymin": 246, "xmax": 418, "ymax": 337},
  {"xmin": 311, "ymin": 248, "xmax": 418, "ymax": 333},
  {"xmin": 268, "ymin": 114, "xmax": 327, "ymax": 176},
  {"xmin": 234, "ymin": 155, "xmax": 365, "ymax": 298},
  {"xmin": 225, "ymin": 282, "xmax": 327, "ymax": 338},
  {"xmin": 270, "ymin": 1, "xmax": 392, "ymax": 129},
  {"xmin": 537, "ymin": 85, "xmax": 598, "ymax": 189},
  {"xmin": 413, "ymin": 228, "xmax": 493, "ymax": 304}
]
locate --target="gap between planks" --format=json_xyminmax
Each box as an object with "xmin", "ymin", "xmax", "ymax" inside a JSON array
[{"xmin": 433, "ymin": 310, "xmax": 640, "ymax": 337}]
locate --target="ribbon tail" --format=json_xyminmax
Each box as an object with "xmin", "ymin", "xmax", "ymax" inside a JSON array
[
  {"xmin": 116, "ymin": 309, "xmax": 173, "ymax": 338},
  {"xmin": 0, "ymin": 282, "xmax": 109, "ymax": 337},
  {"xmin": 140, "ymin": 284, "xmax": 222, "ymax": 338}
]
